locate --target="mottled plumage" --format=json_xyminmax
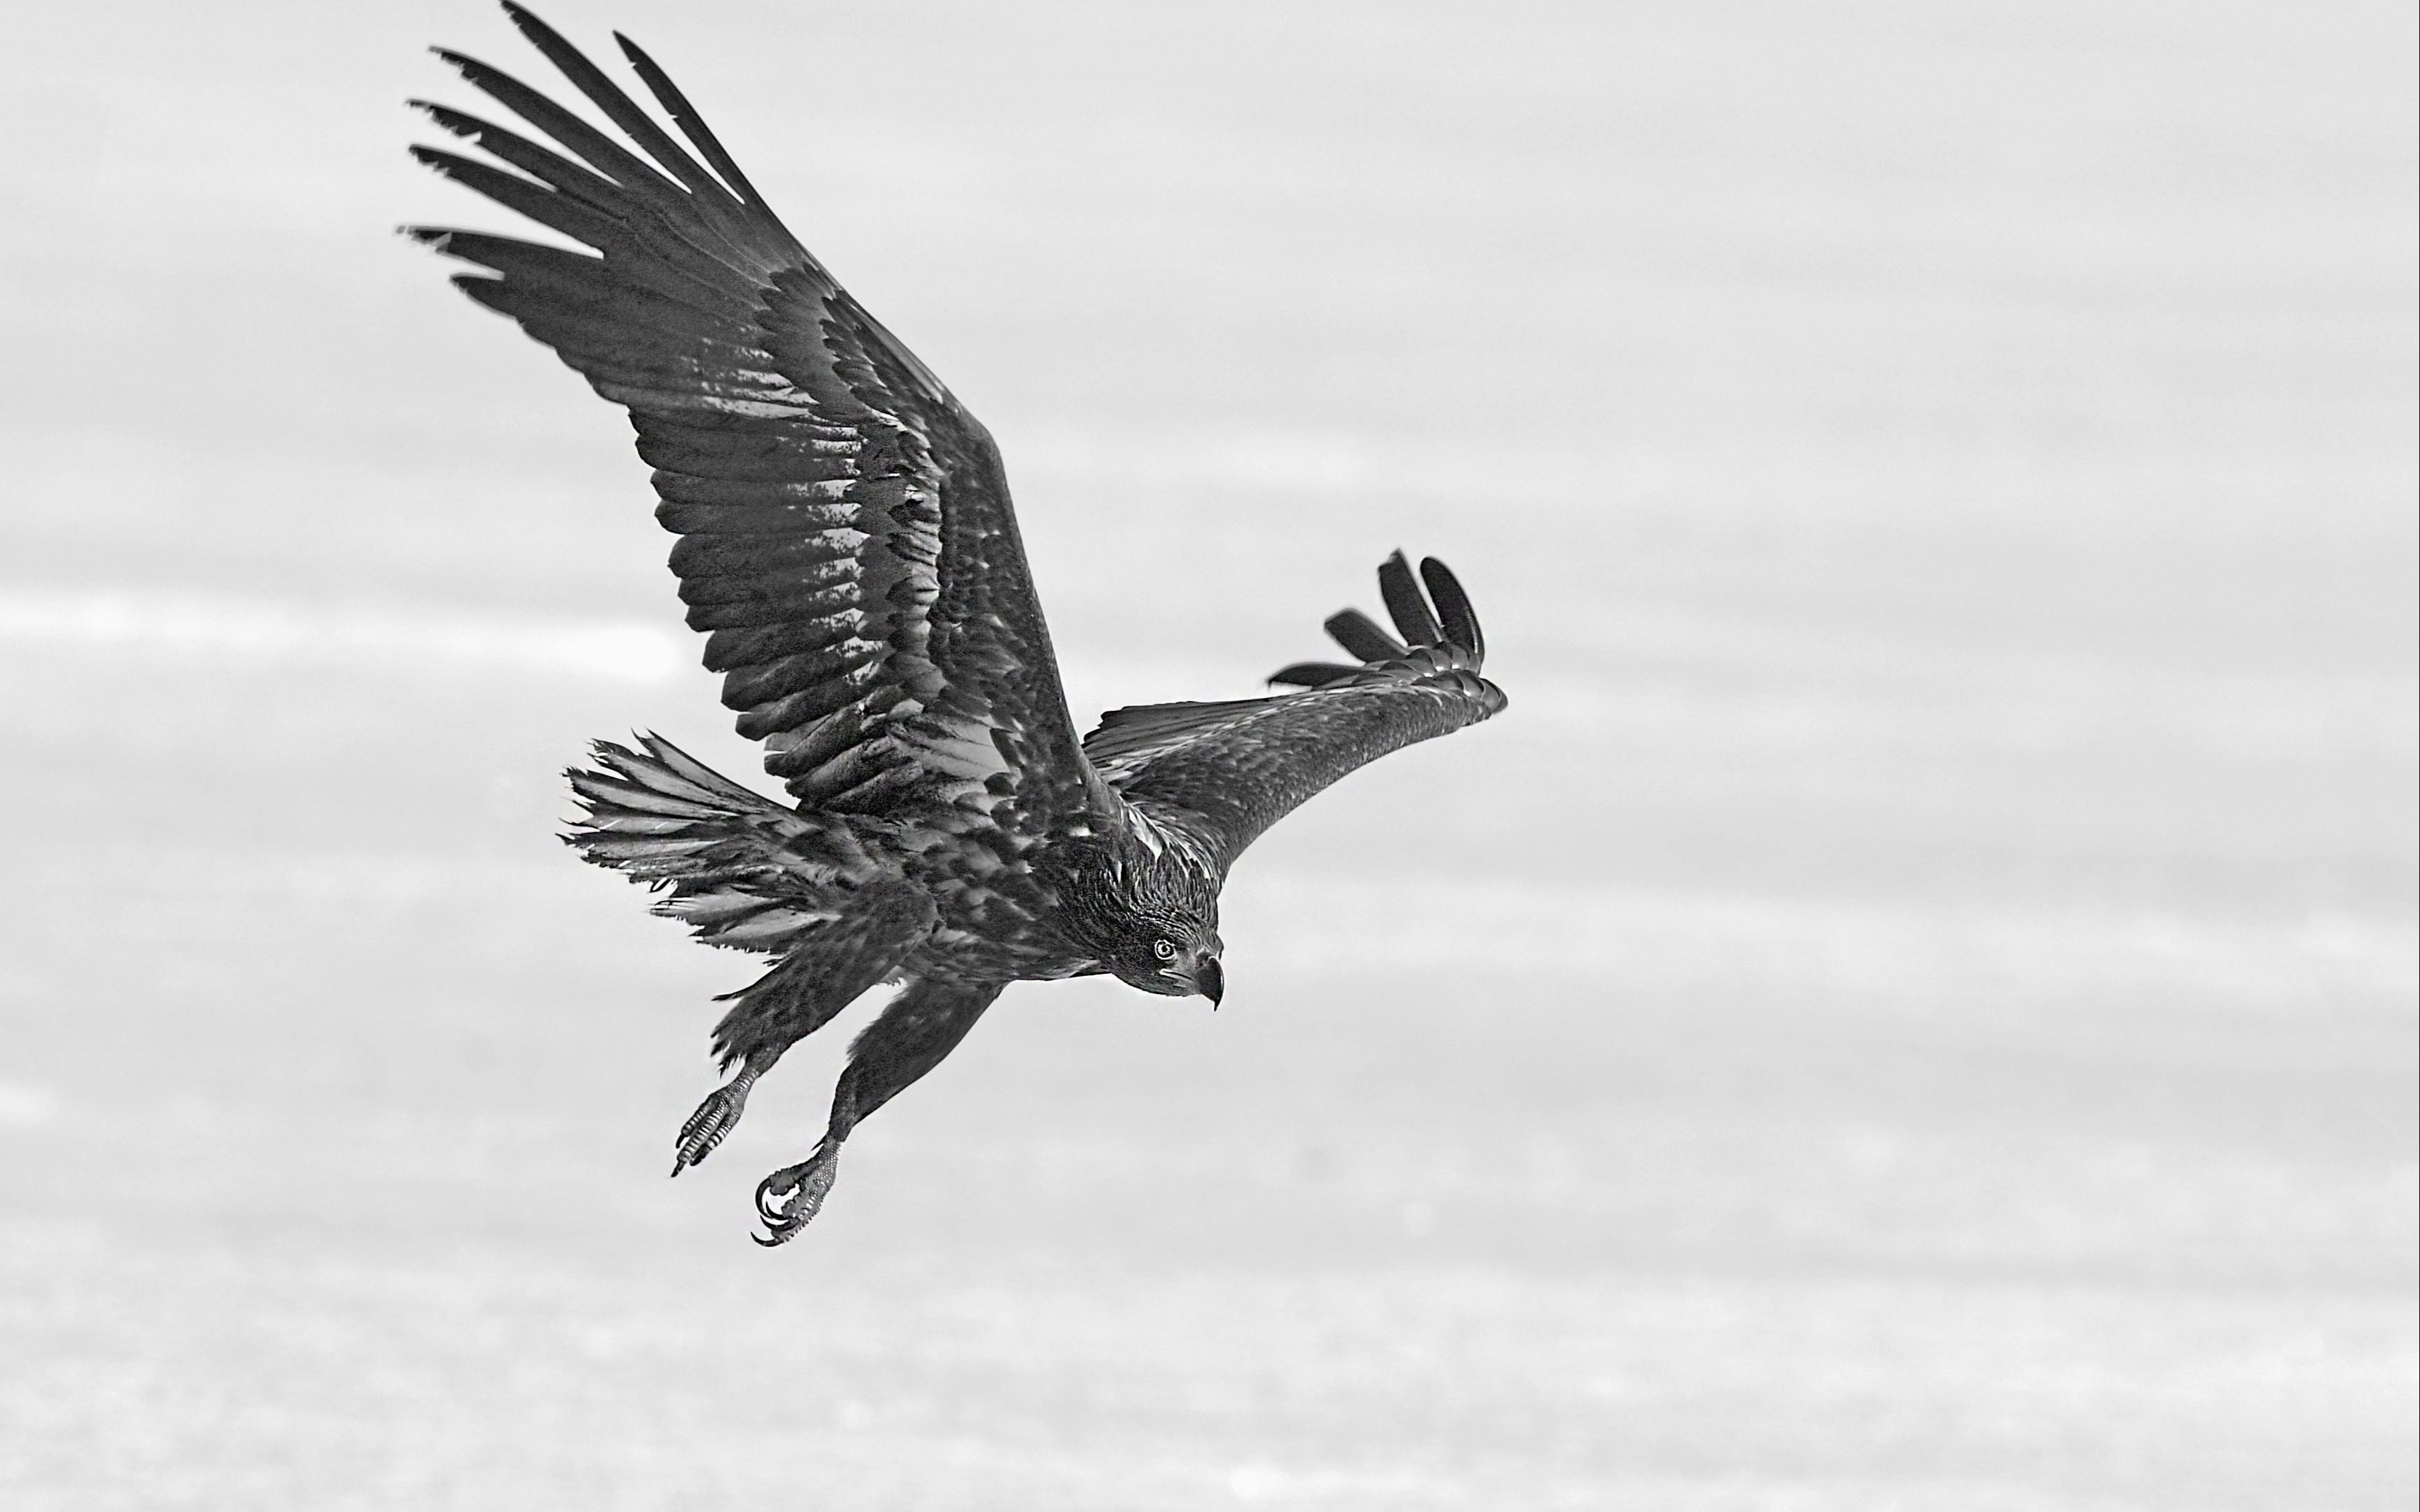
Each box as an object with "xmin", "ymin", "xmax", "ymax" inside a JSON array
[{"xmin": 409, "ymin": 4, "xmax": 1506, "ymax": 1242}]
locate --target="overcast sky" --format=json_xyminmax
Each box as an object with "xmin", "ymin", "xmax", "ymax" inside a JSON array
[{"xmin": 1, "ymin": 3, "xmax": 2412, "ymax": 1507}]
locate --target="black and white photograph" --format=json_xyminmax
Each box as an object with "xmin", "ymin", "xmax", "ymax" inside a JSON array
[{"xmin": 2, "ymin": 1, "xmax": 2413, "ymax": 1506}]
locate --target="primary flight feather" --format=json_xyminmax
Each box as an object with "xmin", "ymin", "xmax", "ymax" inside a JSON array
[{"xmin": 408, "ymin": 4, "xmax": 1506, "ymax": 1243}]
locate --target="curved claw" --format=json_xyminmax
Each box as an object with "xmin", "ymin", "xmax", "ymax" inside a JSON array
[{"xmin": 751, "ymin": 1144, "xmax": 839, "ymax": 1247}]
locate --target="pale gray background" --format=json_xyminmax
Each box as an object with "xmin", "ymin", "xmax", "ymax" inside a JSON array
[{"xmin": 1, "ymin": 1, "xmax": 2412, "ymax": 1508}]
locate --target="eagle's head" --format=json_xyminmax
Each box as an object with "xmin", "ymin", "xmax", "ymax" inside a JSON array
[
  {"xmin": 1110, "ymin": 912, "xmax": 1226, "ymax": 1005},
  {"xmin": 1052, "ymin": 836, "xmax": 1226, "ymax": 1005}
]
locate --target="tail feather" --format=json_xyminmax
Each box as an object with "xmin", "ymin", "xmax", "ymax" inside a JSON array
[
  {"xmin": 631, "ymin": 730, "xmax": 771, "ymax": 803},
  {"xmin": 566, "ymin": 733, "xmax": 883, "ymax": 952},
  {"xmin": 566, "ymin": 732, "xmax": 933, "ymax": 1071}
]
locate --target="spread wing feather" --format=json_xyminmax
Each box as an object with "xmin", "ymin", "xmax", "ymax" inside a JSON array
[
  {"xmin": 1081, "ymin": 554, "xmax": 1505, "ymax": 868},
  {"xmin": 408, "ymin": 5, "xmax": 1107, "ymax": 846}
]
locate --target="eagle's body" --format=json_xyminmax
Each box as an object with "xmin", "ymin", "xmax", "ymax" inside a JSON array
[{"xmin": 411, "ymin": 4, "xmax": 1506, "ymax": 1242}]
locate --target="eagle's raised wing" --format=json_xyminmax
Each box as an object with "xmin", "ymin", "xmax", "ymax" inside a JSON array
[
  {"xmin": 1083, "ymin": 554, "xmax": 1505, "ymax": 869},
  {"xmin": 407, "ymin": 6, "xmax": 1108, "ymax": 841}
]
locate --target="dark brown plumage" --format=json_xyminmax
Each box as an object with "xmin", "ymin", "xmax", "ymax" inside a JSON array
[{"xmin": 409, "ymin": 4, "xmax": 1506, "ymax": 1243}]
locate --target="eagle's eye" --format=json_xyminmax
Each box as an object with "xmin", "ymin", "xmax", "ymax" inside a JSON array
[{"xmin": 1153, "ymin": 939, "xmax": 1178, "ymax": 962}]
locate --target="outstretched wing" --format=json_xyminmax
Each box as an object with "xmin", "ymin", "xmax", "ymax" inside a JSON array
[
  {"xmin": 407, "ymin": 5, "xmax": 1107, "ymax": 843},
  {"xmin": 1083, "ymin": 554, "xmax": 1506, "ymax": 869}
]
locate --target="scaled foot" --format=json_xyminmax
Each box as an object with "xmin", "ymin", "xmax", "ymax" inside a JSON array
[
  {"xmin": 671, "ymin": 1073, "xmax": 756, "ymax": 1176},
  {"xmin": 753, "ymin": 1142, "xmax": 841, "ymax": 1246}
]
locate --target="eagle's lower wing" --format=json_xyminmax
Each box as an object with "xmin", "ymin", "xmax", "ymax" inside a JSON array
[
  {"xmin": 1083, "ymin": 555, "xmax": 1505, "ymax": 869},
  {"xmin": 408, "ymin": 6, "xmax": 1108, "ymax": 841}
]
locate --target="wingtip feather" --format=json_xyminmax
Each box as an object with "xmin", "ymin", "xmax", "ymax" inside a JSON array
[
  {"xmin": 1417, "ymin": 556, "xmax": 1485, "ymax": 661},
  {"xmin": 1267, "ymin": 661, "xmax": 1361, "ymax": 688},
  {"xmin": 497, "ymin": 1, "xmax": 548, "ymax": 44},
  {"xmin": 1376, "ymin": 549, "xmax": 1443, "ymax": 648},
  {"xmin": 1323, "ymin": 608, "xmax": 1406, "ymax": 664},
  {"xmin": 612, "ymin": 28, "xmax": 765, "ymax": 206}
]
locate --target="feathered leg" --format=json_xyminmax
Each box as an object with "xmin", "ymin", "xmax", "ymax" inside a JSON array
[
  {"xmin": 754, "ymin": 977, "xmax": 1004, "ymax": 1245},
  {"xmin": 671, "ymin": 880, "xmax": 937, "ymax": 1176}
]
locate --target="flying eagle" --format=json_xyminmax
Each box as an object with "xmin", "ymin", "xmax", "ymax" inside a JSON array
[{"xmin": 408, "ymin": 5, "xmax": 1506, "ymax": 1243}]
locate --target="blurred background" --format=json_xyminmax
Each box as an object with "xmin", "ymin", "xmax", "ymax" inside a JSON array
[{"xmin": 1, "ymin": 1, "xmax": 2412, "ymax": 1506}]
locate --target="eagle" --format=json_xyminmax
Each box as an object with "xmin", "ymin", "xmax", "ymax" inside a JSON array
[{"xmin": 407, "ymin": 4, "xmax": 1506, "ymax": 1243}]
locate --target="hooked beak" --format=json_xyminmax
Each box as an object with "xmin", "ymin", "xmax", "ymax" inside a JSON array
[{"xmin": 1195, "ymin": 956, "xmax": 1224, "ymax": 1007}]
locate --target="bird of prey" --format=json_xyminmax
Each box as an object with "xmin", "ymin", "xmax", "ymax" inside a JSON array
[{"xmin": 408, "ymin": 4, "xmax": 1506, "ymax": 1243}]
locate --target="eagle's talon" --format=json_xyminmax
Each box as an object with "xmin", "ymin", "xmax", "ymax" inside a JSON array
[
  {"xmin": 751, "ymin": 1145, "xmax": 839, "ymax": 1244},
  {"xmin": 672, "ymin": 1076, "xmax": 755, "ymax": 1177}
]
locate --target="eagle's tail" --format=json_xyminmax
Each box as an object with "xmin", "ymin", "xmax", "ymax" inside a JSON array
[
  {"xmin": 564, "ymin": 733, "xmax": 875, "ymax": 954},
  {"xmin": 567, "ymin": 735, "xmax": 937, "ymax": 1139}
]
